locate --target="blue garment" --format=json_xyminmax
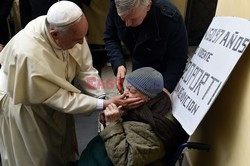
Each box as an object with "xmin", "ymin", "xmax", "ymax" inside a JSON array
[{"xmin": 104, "ymin": 0, "xmax": 188, "ymax": 93}]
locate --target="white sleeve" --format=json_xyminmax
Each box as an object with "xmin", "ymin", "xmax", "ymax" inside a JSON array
[
  {"xmin": 73, "ymin": 38, "xmax": 106, "ymax": 98},
  {"xmin": 43, "ymin": 88, "xmax": 102, "ymax": 115}
]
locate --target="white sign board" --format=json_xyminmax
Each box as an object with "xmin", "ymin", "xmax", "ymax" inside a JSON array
[{"xmin": 172, "ymin": 16, "xmax": 250, "ymax": 135}]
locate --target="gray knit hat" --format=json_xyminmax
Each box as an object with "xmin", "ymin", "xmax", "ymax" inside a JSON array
[{"xmin": 126, "ymin": 67, "xmax": 163, "ymax": 98}]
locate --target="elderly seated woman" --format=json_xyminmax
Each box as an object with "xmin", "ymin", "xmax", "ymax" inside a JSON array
[{"xmin": 78, "ymin": 67, "xmax": 188, "ymax": 166}]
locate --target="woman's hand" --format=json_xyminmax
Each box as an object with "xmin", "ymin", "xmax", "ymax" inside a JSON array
[{"xmin": 103, "ymin": 103, "xmax": 122, "ymax": 126}]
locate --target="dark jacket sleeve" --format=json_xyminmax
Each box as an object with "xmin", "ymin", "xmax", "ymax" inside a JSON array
[
  {"xmin": 103, "ymin": 1, "xmax": 126, "ymax": 75},
  {"xmin": 19, "ymin": 0, "xmax": 32, "ymax": 28},
  {"xmin": 0, "ymin": 0, "xmax": 14, "ymax": 19},
  {"xmin": 82, "ymin": 0, "xmax": 91, "ymax": 6},
  {"xmin": 0, "ymin": 0, "xmax": 14, "ymax": 44},
  {"xmin": 163, "ymin": 15, "xmax": 188, "ymax": 93}
]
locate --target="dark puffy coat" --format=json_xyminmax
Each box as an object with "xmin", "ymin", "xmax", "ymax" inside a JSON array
[{"xmin": 104, "ymin": 0, "xmax": 188, "ymax": 93}]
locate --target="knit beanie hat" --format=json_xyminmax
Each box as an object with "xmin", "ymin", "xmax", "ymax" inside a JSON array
[{"xmin": 126, "ymin": 67, "xmax": 163, "ymax": 98}]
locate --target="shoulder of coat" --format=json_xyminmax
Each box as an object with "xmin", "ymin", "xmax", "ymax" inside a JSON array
[{"xmin": 156, "ymin": 1, "xmax": 181, "ymax": 21}]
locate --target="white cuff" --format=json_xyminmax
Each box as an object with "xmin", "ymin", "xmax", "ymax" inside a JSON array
[{"xmin": 96, "ymin": 99, "xmax": 104, "ymax": 110}]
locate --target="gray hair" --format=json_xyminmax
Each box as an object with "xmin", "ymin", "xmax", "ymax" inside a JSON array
[
  {"xmin": 115, "ymin": 0, "xmax": 150, "ymax": 16},
  {"xmin": 46, "ymin": 15, "xmax": 83, "ymax": 34},
  {"xmin": 47, "ymin": 24, "xmax": 69, "ymax": 34}
]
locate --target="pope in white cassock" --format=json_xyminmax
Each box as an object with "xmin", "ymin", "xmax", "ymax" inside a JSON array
[{"xmin": 0, "ymin": 1, "xmax": 131, "ymax": 165}]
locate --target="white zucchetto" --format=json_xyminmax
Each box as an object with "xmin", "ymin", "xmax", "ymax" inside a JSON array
[{"xmin": 47, "ymin": 1, "xmax": 83, "ymax": 26}]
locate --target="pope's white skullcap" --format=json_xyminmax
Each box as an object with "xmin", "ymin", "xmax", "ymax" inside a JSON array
[{"xmin": 47, "ymin": 1, "xmax": 83, "ymax": 26}]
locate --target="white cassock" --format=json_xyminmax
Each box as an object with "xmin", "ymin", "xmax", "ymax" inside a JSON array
[{"xmin": 0, "ymin": 16, "xmax": 105, "ymax": 166}]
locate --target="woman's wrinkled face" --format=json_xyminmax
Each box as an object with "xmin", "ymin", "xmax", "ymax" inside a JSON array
[
  {"xmin": 120, "ymin": 3, "xmax": 151, "ymax": 27},
  {"xmin": 125, "ymin": 83, "xmax": 150, "ymax": 102}
]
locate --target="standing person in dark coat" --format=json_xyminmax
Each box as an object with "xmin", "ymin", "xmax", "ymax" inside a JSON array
[
  {"xmin": 104, "ymin": 0, "xmax": 188, "ymax": 94},
  {"xmin": 0, "ymin": 0, "xmax": 14, "ymax": 45},
  {"xmin": 0, "ymin": 0, "xmax": 14, "ymax": 69},
  {"xmin": 82, "ymin": 0, "xmax": 110, "ymax": 76},
  {"xmin": 19, "ymin": 0, "xmax": 88, "ymax": 28}
]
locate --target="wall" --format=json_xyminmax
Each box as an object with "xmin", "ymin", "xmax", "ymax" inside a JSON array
[
  {"xmin": 171, "ymin": 0, "xmax": 188, "ymax": 18},
  {"xmin": 187, "ymin": 0, "xmax": 250, "ymax": 165}
]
